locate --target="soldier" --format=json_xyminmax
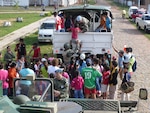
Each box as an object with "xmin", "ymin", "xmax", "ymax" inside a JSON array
[
  {"xmin": 53, "ymin": 69, "xmax": 69, "ymax": 101},
  {"xmin": 62, "ymin": 43, "xmax": 74, "ymax": 65}
]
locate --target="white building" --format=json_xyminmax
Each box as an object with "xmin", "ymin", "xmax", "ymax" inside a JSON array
[{"xmin": 0, "ymin": 0, "xmax": 78, "ymax": 6}]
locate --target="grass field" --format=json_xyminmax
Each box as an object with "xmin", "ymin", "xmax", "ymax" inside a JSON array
[
  {"xmin": 0, "ymin": 13, "xmax": 49, "ymax": 38},
  {"xmin": 1, "ymin": 31, "xmax": 53, "ymax": 61}
]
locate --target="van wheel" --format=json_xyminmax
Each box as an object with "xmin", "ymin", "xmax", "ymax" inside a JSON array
[
  {"xmin": 136, "ymin": 23, "xmax": 139, "ymax": 27},
  {"xmin": 144, "ymin": 26, "xmax": 148, "ymax": 33},
  {"xmin": 137, "ymin": 23, "xmax": 141, "ymax": 30}
]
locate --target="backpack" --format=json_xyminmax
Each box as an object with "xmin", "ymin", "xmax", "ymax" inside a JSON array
[{"xmin": 131, "ymin": 56, "xmax": 137, "ymax": 72}]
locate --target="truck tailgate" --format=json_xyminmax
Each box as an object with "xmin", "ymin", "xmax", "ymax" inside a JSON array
[{"xmin": 53, "ymin": 32, "xmax": 114, "ymax": 54}]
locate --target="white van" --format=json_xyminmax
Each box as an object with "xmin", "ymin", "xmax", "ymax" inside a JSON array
[
  {"xmin": 38, "ymin": 19, "xmax": 56, "ymax": 42},
  {"xmin": 128, "ymin": 6, "xmax": 138, "ymax": 18}
]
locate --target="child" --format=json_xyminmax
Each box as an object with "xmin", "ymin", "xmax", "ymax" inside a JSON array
[
  {"xmin": 69, "ymin": 23, "xmax": 81, "ymax": 52},
  {"xmin": 8, "ymin": 62, "xmax": 17, "ymax": 97},
  {"xmin": 101, "ymin": 64, "xmax": 110, "ymax": 99},
  {"xmin": 71, "ymin": 70, "xmax": 84, "ymax": 98},
  {"xmin": 28, "ymin": 43, "xmax": 41, "ymax": 61},
  {"xmin": 121, "ymin": 66, "xmax": 131, "ymax": 101}
]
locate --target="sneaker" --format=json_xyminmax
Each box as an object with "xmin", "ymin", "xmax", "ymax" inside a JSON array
[{"xmin": 97, "ymin": 91, "xmax": 101, "ymax": 97}]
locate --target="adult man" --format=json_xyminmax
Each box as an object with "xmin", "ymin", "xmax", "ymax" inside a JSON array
[
  {"xmin": 113, "ymin": 45, "xmax": 124, "ymax": 80},
  {"xmin": 15, "ymin": 38, "xmax": 26, "ymax": 60},
  {"xmin": 19, "ymin": 62, "xmax": 35, "ymax": 96},
  {"xmin": 53, "ymin": 69, "xmax": 69, "ymax": 101},
  {"xmin": 62, "ymin": 42, "xmax": 73, "ymax": 65},
  {"xmin": 81, "ymin": 58, "xmax": 102, "ymax": 99},
  {"xmin": 76, "ymin": 15, "xmax": 89, "ymax": 32},
  {"xmin": 4, "ymin": 46, "xmax": 15, "ymax": 69}
]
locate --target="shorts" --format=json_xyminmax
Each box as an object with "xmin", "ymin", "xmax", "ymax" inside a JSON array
[
  {"xmin": 101, "ymin": 84, "xmax": 108, "ymax": 93},
  {"xmin": 71, "ymin": 39, "xmax": 81, "ymax": 44},
  {"xmin": 84, "ymin": 87, "xmax": 96, "ymax": 95}
]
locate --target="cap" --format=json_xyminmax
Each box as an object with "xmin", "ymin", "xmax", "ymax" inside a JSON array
[
  {"xmin": 86, "ymin": 58, "xmax": 92, "ymax": 65},
  {"xmin": 55, "ymin": 68, "xmax": 63, "ymax": 73},
  {"xmin": 80, "ymin": 53, "xmax": 85, "ymax": 60}
]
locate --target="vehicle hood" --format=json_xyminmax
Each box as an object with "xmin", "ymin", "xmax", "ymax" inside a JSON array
[{"xmin": 38, "ymin": 29, "xmax": 54, "ymax": 35}]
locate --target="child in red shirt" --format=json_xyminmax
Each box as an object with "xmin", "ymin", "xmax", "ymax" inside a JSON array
[
  {"xmin": 29, "ymin": 43, "xmax": 41, "ymax": 61},
  {"xmin": 101, "ymin": 64, "xmax": 110, "ymax": 99}
]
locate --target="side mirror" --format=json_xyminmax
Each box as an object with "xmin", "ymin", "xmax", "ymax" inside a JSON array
[{"xmin": 139, "ymin": 88, "xmax": 148, "ymax": 100}]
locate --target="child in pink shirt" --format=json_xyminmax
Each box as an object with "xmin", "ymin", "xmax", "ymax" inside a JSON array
[
  {"xmin": 71, "ymin": 70, "xmax": 84, "ymax": 98},
  {"xmin": 0, "ymin": 62, "xmax": 9, "ymax": 95}
]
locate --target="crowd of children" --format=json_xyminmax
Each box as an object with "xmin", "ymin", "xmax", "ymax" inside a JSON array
[{"xmin": 0, "ymin": 37, "xmax": 136, "ymax": 101}]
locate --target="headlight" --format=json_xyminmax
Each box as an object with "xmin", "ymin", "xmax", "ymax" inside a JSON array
[{"xmin": 146, "ymin": 25, "xmax": 150, "ymax": 28}]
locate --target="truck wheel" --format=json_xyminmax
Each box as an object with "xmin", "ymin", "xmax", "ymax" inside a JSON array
[{"xmin": 144, "ymin": 26, "xmax": 148, "ymax": 33}]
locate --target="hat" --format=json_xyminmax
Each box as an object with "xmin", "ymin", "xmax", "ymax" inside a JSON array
[
  {"xmin": 86, "ymin": 58, "xmax": 92, "ymax": 65},
  {"xmin": 55, "ymin": 68, "xmax": 63, "ymax": 73},
  {"xmin": 80, "ymin": 53, "xmax": 85, "ymax": 60},
  {"xmin": 41, "ymin": 58, "xmax": 47, "ymax": 62},
  {"xmin": 76, "ymin": 15, "xmax": 82, "ymax": 22}
]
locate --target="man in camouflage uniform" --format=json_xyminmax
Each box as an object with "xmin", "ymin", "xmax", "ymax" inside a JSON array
[{"xmin": 53, "ymin": 69, "xmax": 69, "ymax": 101}]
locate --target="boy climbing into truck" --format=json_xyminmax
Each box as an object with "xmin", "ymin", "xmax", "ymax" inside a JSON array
[{"xmin": 68, "ymin": 23, "xmax": 82, "ymax": 52}]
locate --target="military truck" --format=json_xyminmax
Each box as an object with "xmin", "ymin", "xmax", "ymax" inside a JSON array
[{"xmin": 0, "ymin": 76, "xmax": 149, "ymax": 113}]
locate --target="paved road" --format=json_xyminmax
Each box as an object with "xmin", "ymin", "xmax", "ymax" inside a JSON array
[{"xmin": 97, "ymin": 0, "xmax": 150, "ymax": 112}]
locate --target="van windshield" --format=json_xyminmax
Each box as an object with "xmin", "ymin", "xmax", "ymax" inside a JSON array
[{"xmin": 40, "ymin": 23, "xmax": 55, "ymax": 29}]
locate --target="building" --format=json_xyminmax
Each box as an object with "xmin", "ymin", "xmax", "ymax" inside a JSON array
[
  {"xmin": 113, "ymin": 0, "xmax": 150, "ymax": 9},
  {"xmin": 0, "ymin": 0, "xmax": 78, "ymax": 7}
]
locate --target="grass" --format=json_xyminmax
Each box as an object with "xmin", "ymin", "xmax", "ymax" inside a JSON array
[
  {"xmin": 1, "ymin": 31, "xmax": 53, "ymax": 60},
  {"xmin": 0, "ymin": 6, "xmax": 54, "ymax": 12},
  {"xmin": 0, "ymin": 13, "xmax": 51, "ymax": 38}
]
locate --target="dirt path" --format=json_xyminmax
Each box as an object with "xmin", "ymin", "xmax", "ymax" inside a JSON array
[{"xmin": 97, "ymin": 0, "xmax": 150, "ymax": 112}]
